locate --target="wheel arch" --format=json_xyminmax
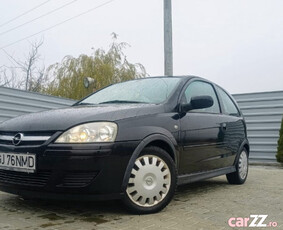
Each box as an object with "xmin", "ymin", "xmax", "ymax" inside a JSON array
[
  {"xmin": 121, "ymin": 134, "xmax": 178, "ymax": 192},
  {"xmin": 145, "ymin": 140, "xmax": 176, "ymax": 162},
  {"xmin": 234, "ymin": 139, "xmax": 250, "ymax": 166},
  {"xmin": 243, "ymin": 143, "xmax": 250, "ymax": 156}
]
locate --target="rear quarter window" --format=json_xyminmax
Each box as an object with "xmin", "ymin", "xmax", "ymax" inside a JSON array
[{"xmin": 216, "ymin": 86, "xmax": 240, "ymax": 116}]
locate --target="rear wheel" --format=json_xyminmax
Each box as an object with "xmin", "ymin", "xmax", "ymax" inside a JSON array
[
  {"xmin": 226, "ymin": 148, "xmax": 249, "ymax": 184},
  {"xmin": 123, "ymin": 146, "xmax": 177, "ymax": 214}
]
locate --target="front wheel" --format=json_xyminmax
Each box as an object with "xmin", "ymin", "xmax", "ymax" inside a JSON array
[
  {"xmin": 226, "ymin": 148, "xmax": 249, "ymax": 184},
  {"xmin": 123, "ymin": 146, "xmax": 177, "ymax": 214}
]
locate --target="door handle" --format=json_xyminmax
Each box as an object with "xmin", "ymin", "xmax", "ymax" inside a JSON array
[{"xmin": 222, "ymin": 123, "xmax": 227, "ymax": 131}]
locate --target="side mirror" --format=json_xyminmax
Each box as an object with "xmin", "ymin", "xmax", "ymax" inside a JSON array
[{"xmin": 181, "ymin": 96, "xmax": 214, "ymax": 113}]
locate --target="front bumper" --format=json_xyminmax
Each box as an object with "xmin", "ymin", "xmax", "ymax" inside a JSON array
[{"xmin": 0, "ymin": 141, "xmax": 139, "ymax": 200}]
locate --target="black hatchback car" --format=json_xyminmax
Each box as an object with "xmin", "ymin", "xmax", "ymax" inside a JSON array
[{"xmin": 0, "ymin": 76, "xmax": 249, "ymax": 214}]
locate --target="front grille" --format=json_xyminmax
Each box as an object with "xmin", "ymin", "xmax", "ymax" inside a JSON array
[
  {"xmin": 57, "ymin": 172, "xmax": 98, "ymax": 188},
  {"xmin": 0, "ymin": 170, "xmax": 51, "ymax": 187},
  {"xmin": 0, "ymin": 131, "xmax": 54, "ymax": 146}
]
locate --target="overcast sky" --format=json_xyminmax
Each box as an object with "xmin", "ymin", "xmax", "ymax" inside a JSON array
[{"xmin": 0, "ymin": 0, "xmax": 283, "ymax": 94}]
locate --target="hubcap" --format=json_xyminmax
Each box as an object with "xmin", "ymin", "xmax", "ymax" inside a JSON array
[
  {"xmin": 126, "ymin": 155, "xmax": 171, "ymax": 207},
  {"xmin": 239, "ymin": 151, "xmax": 248, "ymax": 180}
]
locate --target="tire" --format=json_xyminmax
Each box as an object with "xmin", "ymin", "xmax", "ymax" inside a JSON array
[
  {"xmin": 123, "ymin": 146, "xmax": 177, "ymax": 214},
  {"xmin": 226, "ymin": 148, "xmax": 249, "ymax": 184}
]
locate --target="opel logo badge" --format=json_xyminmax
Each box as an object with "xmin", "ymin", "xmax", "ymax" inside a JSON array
[{"xmin": 12, "ymin": 133, "xmax": 24, "ymax": 146}]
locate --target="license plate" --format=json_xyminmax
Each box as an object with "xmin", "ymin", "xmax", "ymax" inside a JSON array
[{"xmin": 0, "ymin": 152, "xmax": 36, "ymax": 173}]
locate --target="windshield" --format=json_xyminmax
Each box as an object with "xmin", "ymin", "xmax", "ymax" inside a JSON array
[{"xmin": 79, "ymin": 77, "xmax": 181, "ymax": 105}]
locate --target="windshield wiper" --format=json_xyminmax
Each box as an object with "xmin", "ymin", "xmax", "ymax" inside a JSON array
[
  {"xmin": 74, "ymin": 102, "xmax": 94, "ymax": 106},
  {"xmin": 99, "ymin": 100, "xmax": 147, "ymax": 104}
]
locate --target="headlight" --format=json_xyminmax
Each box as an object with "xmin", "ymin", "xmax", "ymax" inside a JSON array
[{"xmin": 55, "ymin": 122, "xmax": 118, "ymax": 143}]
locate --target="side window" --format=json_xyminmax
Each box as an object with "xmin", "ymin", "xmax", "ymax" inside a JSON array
[
  {"xmin": 216, "ymin": 86, "xmax": 239, "ymax": 116},
  {"xmin": 182, "ymin": 81, "xmax": 220, "ymax": 114}
]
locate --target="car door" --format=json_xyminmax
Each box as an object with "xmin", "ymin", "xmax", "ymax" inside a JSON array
[
  {"xmin": 215, "ymin": 86, "xmax": 246, "ymax": 167},
  {"xmin": 179, "ymin": 80, "xmax": 227, "ymax": 174}
]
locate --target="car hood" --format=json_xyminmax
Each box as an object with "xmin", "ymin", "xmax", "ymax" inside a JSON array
[{"xmin": 0, "ymin": 104, "xmax": 164, "ymax": 132}]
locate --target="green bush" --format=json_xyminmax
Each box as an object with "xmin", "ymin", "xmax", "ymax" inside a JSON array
[{"xmin": 276, "ymin": 117, "xmax": 283, "ymax": 163}]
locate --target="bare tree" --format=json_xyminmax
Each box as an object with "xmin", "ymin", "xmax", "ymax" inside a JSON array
[
  {"xmin": 1, "ymin": 39, "xmax": 46, "ymax": 91},
  {"xmin": 23, "ymin": 39, "xmax": 44, "ymax": 90},
  {"xmin": 0, "ymin": 65, "xmax": 22, "ymax": 88},
  {"xmin": 0, "ymin": 66, "xmax": 10, "ymax": 87}
]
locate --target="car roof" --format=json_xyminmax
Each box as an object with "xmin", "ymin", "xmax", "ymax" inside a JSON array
[
  {"xmin": 146, "ymin": 75, "xmax": 209, "ymax": 83},
  {"xmin": 148, "ymin": 75, "xmax": 196, "ymax": 79}
]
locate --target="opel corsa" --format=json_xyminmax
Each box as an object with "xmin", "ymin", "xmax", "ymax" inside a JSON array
[{"xmin": 0, "ymin": 76, "xmax": 249, "ymax": 214}]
